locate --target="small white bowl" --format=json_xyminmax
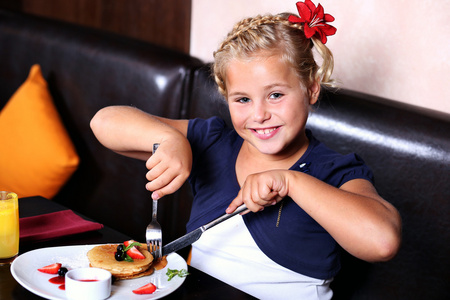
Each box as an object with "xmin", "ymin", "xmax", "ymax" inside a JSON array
[{"xmin": 65, "ymin": 267, "xmax": 111, "ymax": 300}]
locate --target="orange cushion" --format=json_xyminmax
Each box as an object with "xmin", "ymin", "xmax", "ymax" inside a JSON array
[{"xmin": 0, "ymin": 65, "xmax": 79, "ymax": 199}]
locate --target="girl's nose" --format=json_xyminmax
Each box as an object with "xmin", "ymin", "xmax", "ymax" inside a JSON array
[{"xmin": 253, "ymin": 101, "xmax": 270, "ymax": 123}]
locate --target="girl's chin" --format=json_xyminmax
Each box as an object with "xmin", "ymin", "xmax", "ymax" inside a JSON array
[
  {"xmin": 248, "ymin": 141, "xmax": 283, "ymax": 155},
  {"xmin": 248, "ymin": 137, "xmax": 306, "ymax": 156}
]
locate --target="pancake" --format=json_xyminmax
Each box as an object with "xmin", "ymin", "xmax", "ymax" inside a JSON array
[
  {"xmin": 87, "ymin": 244, "xmax": 154, "ymax": 279},
  {"xmin": 114, "ymin": 265, "xmax": 155, "ymax": 280}
]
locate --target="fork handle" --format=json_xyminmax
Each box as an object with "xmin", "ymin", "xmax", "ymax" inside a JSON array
[
  {"xmin": 152, "ymin": 143, "xmax": 160, "ymax": 219},
  {"xmin": 152, "ymin": 199, "xmax": 158, "ymax": 219}
]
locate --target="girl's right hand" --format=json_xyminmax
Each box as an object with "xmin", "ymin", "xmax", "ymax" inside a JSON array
[
  {"xmin": 90, "ymin": 105, "xmax": 191, "ymax": 199},
  {"xmin": 145, "ymin": 137, "xmax": 192, "ymax": 200}
]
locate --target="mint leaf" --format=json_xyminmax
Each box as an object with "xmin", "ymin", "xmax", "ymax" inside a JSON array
[
  {"xmin": 124, "ymin": 254, "xmax": 133, "ymax": 262},
  {"xmin": 124, "ymin": 242, "xmax": 141, "ymax": 252},
  {"xmin": 166, "ymin": 268, "xmax": 189, "ymax": 281}
]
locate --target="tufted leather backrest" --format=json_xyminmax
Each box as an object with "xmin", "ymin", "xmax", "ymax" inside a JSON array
[
  {"xmin": 0, "ymin": 10, "xmax": 203, "ymax": 242},
  {"xmin": 307, "ymin": 89, "xmax": 450, "ymax": 299}
]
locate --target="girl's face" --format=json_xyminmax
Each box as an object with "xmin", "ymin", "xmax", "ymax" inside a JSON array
[{"xmin": 225, "ymin": 53, "xmax": 319, "ymax": 157}]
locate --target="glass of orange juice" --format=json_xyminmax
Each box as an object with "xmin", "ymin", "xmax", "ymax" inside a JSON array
[{"xmin": 0, "ymin": 191, "xmax": 19, "ymax": 265}]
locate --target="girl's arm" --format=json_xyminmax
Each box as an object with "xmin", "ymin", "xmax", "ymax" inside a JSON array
[
  {"xmin": 90, "ymin": 105, "xmax": 191, "ymax": 199},
  {"xmin": 227, "ymin": 170, "xmax": 402, "ymax": 262},
  {"xmin": 289, "ymin": 173, "xmax": 401, "ymax": 262}
]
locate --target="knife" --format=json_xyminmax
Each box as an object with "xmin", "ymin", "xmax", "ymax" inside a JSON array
[{"xmin": 162, "ymin": 204, "xmax": 248, "ymax": 256}]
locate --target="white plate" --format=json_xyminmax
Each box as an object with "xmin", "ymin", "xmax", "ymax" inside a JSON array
[{"xmin": 11, "ymin": 244, "xmax": 187, "ymax": 299}]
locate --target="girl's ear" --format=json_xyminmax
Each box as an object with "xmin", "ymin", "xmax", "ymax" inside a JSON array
[{"xmin": 308, "ymin": 81, "xmax": 320, "ymax": 105}]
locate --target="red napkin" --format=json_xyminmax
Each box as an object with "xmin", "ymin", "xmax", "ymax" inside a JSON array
[{"xmin": 20, "ymin": 210, "xmax": 104, "ymax": 242}]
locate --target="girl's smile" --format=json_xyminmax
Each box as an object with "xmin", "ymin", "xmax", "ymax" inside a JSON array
[
  {"xmin": 225, "ymin": 52, "xmax": 320, "ymax": 159},
  {"xmin": 250, "ymin": 126, "xmax": 280, "ymax": 140}
]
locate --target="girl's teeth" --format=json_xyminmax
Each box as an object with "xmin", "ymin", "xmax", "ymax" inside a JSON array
[{"xmin": 256, "ymin": 128, "xmax": 275, "ymax": 134}]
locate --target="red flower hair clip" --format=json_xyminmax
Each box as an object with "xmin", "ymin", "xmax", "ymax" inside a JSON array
[{"xmin": 288, "ymin": 0, "xmax": 337, "ymax": 44}]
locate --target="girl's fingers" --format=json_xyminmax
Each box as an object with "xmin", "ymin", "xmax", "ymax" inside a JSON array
[
  {"xmin": 147, "ymin": 167, "xmax": 190, "ymax": 199},
  {"xmin": 226, "ymin": 192, "xmax": 243, "ymax": 214},
  {"xmin": 228, "ymin": 171, "xmax": 288, "ymax": 214}
]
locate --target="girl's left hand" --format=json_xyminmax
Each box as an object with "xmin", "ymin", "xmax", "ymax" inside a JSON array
[{"xmin": 226, "ymin": 170, "xmax": 290, "ymax": 214}]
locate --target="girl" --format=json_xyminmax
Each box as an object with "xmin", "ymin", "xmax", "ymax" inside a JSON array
[{"xmin": 90, "ymin": 1, "xmax": 401, "ymax": 299}]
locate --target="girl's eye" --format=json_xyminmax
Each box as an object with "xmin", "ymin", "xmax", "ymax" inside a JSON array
[
  {"xmin": 270, "ymin": 93, "xmax": 283, "ymax": 99},
  {"xmin": 238, "ymin": 97, "xmax": 251, "ymax": 103}
]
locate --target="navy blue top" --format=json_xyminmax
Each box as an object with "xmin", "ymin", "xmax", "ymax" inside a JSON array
[{"xmin": 186, "ymin": 117, "xmax": 374, "ymax": 279}]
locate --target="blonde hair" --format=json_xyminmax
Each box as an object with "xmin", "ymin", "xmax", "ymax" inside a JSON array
[{"xmin": 213, "ymin": 13, "xmax": 335, "ymax": 97}]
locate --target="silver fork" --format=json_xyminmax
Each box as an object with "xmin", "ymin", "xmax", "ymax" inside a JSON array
[{"xmin": 146, "ymin": 143, "xmax": 162, "ymax": 259}]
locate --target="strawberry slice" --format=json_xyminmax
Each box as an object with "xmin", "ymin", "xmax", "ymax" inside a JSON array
[
  {"xmin": 123, "ymin": 240, "xmax": 140, "ymax": 248},
  {"xmin": 132, "ymin": 283, "xmax": 157, "ymax": 294},
  {"xmin": 127, "ymin": 246, "xmax": 145, "ymax": 259},
  {"xmin": 122, "ymin": 240, "xmax": 145, "ymax": 260},
  {"xmin": 123, "ymin": 240, "xmax": 135, "ymax": 247},
  {"xmin": 38, "ymin": 263, "xmax": 62, "ymax": 274}
]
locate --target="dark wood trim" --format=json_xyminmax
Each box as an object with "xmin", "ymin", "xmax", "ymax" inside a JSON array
[{"xmin": 0, "ymin": 0, "xmax": 191, "ymax": 53}]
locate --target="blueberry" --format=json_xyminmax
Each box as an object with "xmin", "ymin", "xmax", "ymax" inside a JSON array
[
  {"xmin": 117, "ymin": 244, "xmax": 124, "ymax": 252},
  {"xmin": 58, "ymin": 267, "xmax": 68, "ymax": 277},
  {"xmin": 115, "ymin": 251, "xmax": 124, "ymax": 261}
]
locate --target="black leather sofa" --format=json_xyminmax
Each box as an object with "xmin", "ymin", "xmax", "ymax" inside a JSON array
[{"xmin": 1, "ymin": 10, "xmax": 449, "ymax": 300}]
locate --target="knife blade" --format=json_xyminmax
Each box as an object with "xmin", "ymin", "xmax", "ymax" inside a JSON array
[{"xmin": 162, "ymin": 204, "xmax": 248, "ymax": 256}]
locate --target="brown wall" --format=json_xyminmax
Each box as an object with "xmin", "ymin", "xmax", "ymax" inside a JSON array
[{"xmin": 0, "ymin": 0, "xmax": 191, "ymax": 54}]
